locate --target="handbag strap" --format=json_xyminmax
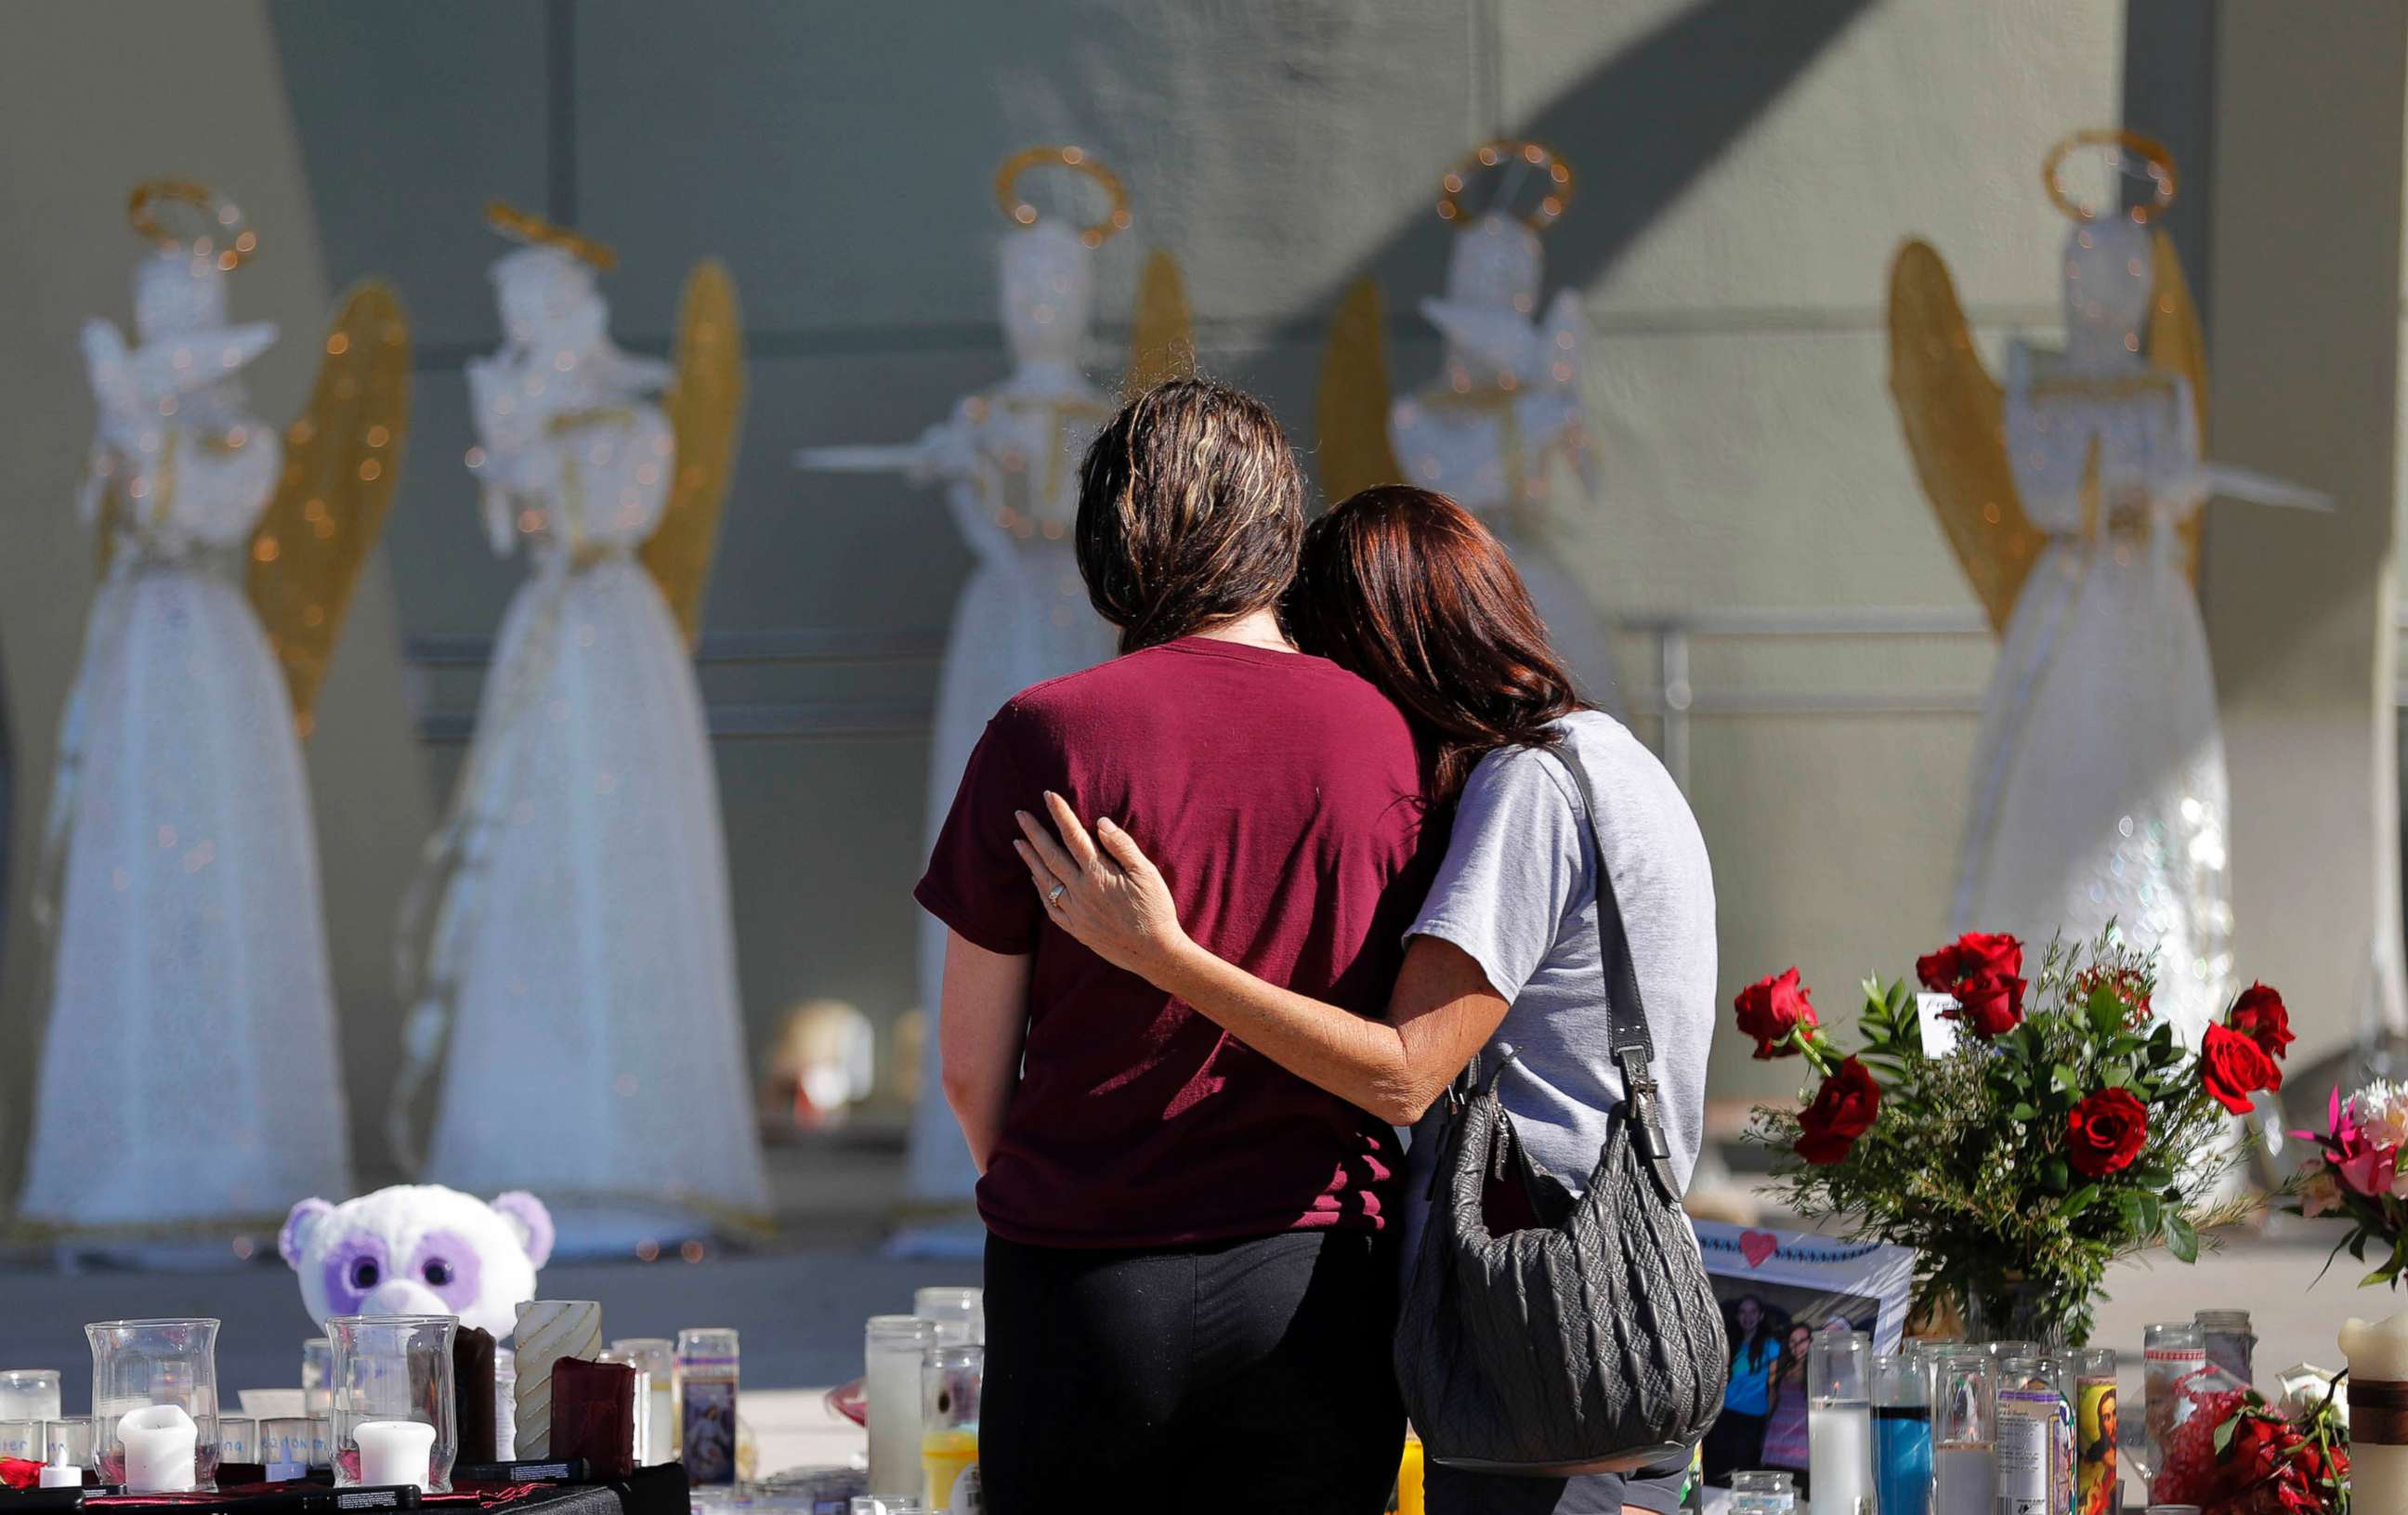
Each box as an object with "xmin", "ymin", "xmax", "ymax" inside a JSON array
[{"xmin": 1541, "ymin": 739, "xmax": 1683, "ymax": 1202}]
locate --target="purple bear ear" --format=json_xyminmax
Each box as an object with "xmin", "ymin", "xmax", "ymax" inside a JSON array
[
  {"xmin": 491, "ymin": 1192, "xmax": 555, "ymax": 1269},
  {"xmin": 280, "ymin": 1198, "xmax": 334, "ymax": 1269}
]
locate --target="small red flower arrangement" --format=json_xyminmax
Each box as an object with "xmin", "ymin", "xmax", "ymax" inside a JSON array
[{"xmin": 1734, "ymin": 929, "xmax": 2280, "ymax": 1345}]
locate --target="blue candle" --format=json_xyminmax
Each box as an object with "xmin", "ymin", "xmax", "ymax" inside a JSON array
[{"xmin": 1876, "ymin": 1403, "xmax": 1933, "ymax": 1515}]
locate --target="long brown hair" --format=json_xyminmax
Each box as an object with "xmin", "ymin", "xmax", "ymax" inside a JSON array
[
  {"xmin": 1289, "ymin": 485, "xmax": 1585, "ymax": 802},
  {"xmin": 1074, "ymin": 377, "xmax": 1307, "ymax": 653}
]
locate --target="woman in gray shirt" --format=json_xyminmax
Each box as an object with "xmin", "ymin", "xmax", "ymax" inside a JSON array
[{"xmin": 1014, "ymin": 486, "xmax": 1717, "ymax": 1515}]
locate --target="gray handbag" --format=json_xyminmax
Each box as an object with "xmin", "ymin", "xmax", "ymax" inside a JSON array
[{"xmin": 1394, "ymin": 748, "xmax": 1727, "ymax": 1475}]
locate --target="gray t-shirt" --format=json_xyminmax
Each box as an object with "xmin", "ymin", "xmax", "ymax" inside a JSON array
[{"xmin": 1406, "ymin": 709, "xmax": 1718, "ymax": 1194}]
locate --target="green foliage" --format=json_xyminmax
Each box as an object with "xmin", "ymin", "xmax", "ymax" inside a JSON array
[{"xmin": 1751, "ymin": 931, "xmax": 2254, "ymax": 1346}]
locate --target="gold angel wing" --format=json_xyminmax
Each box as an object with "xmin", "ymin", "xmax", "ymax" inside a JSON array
[
  {"xmin": 1886, "ymin": 240, "xmax": 2041, "ymax": 633},
  {"xmin": 1315, "ymin": 275, "xmax": 1403, "ymax": 503},
  {"xmin": 644, "ymin": 258, "xmax": 747, "ymax": 648},
  {"xmin": 2147, "ymin": 228, "xmax": 2209, "ymax": 580},
  {"xmin": 247, "ymin": 279, "xmax": 412, "ymax": 734},
  {"xmin": 1126, "ymin": 247, "xmax": 1195, "ymax": 392}
]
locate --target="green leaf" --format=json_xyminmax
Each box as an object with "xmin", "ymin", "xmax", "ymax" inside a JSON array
[
  {"xmin": 2087, "ymin": 986, "xmax": 2127, "ymax": 1036},
  {"xmin": 2052, "ymin": 1064, "xmax": 2085, "ymax": 1097},
  {"xmin": 2138, "ymin": 1191, "xmax": 2163, "ymax": 1237},
  {"xmin": 2061, "ymin": 1184, "xmax": 2101, "ymax": 1219},
  {"xmin": 2009, "ymin": 1103, "xmax": 2039, "ymax": 1122},
  {"xmin": 2165, "ymin": 1212, "xmax": 2199, "ymax": 1264},
  {"xmin": 2213, "ymin": 1413, "xmax": 2237, "ymax": 1455},
  {"xmin": 2129, "ymin": 1167, "xmax": 2173, "ymax": 1189},
  {"xmin": 2043, "ymin": 1155, "xmax": 2071, "ymax": 1194}
]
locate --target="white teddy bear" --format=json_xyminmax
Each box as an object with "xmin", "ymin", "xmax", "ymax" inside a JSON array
[{"xmin": 281, "ymin": 1185, "xmax": 554, "ymax": 1341}]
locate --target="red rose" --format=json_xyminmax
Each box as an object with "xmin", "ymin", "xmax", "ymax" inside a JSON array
[
  {"xmin": 1947, "ymin": 972, "xmax": 2027, "ymax": 1038},
  {"xmin": 1734, "ymin": 968, "xmax": 1818, "ymax": 1060},
  {"xmin": 2230, "ymin": 983, "xmax": 2296, "ymax": 1064},
  {"xmin": 2200, "ymin": 1025, "xmax": 2282, "ymax": 1115},
  {"xmin": 2066, "ymin": 1087, "xmax": 2150, "ymax": 1178},
  {"xmin": 1916, "ymin": 931, "xmax": 2024, "ymax": 992},
  {"xmin": 1795, "ymin": 1057, "xmax": 1881, "ymax": 1165}
]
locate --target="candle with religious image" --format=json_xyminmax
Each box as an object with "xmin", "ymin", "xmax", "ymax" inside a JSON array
[{"xmin": 2342, "ymin": 1313, "xmax": 2408, "ymax": 1515}]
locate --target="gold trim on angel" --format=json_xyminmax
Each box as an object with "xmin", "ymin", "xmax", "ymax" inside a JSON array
[
  {"xmin": 1437, "ymin": 139, "xmax": 1575, "ymax": 229},
  {"xmin": 127, "ymin": 178, "xmax": 257, "ymax": 271}
]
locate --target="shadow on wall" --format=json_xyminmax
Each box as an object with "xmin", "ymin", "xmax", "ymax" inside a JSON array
[{"xmin": 1264, "ymin": 0, "xmax": 1880, "ymax": 348}]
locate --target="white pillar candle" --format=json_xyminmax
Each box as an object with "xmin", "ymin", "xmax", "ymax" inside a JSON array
[
  {"xmin": 354, "ymin": 1420, "xmax": 436, "ymax": 1490},
  {"xmin": 2343, "ymin": 1313, "xmax": 2408, "ymax": 1515},
  {"xmin": 118, "ymin": 1404, "xmax": 198, "ymax": 1493},
  {"xmin": 512, "ymin": 1301, "xmax": 601, "ymax": 1460}
]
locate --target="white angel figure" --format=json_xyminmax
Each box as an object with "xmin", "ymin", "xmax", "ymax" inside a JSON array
[
  {"xmin": 21, "ymin": 182, "xmax": 410, "ymax": 1227},
  {"xmin": 1890, "ymin": 131, "xmax": 2323, "ymax": 1046},
  {"xmin": 796, "ymin": 147, "xmax": 1189, "ymax": 1231},
  {"xmin": 392, "ymin": 204, "xmax": 762, "ymax": 1236},
  {"xmin": 1317, "ymin": 142, "xmax": 1622, "ymax": 712}
]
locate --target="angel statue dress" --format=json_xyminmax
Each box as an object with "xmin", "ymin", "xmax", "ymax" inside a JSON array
[
  {"xmin": 797, "ymin": 147, "xmax": 1191, "ymax": 1234},
  {"xmin": 391, "ymin": 204, "xmax": 761, "ymax": 1235},
  {"xmin": 1318, "ymin": 141, "xmax": 1620, "ymax": 712},
  {"xmin": 1890, "ymin": 133, "xmax": 2321, "ymax": 1045},
  {"xmin": 20, "ymin": 182, "xmax": 410, "ymax": 1226}
]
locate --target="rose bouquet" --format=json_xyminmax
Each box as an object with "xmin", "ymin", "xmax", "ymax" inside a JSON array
[
  {"xmin": 1735, "ymin": 928, "xmax": 2285, "ymax": 1346},
  {"xmin": 2152, "ymin": 1380, "xmax": 2349, "ymax": 1514},
  {"xmin": 2289, "ymin": 1076, "xmax": 2408, "ymax": 1286}
]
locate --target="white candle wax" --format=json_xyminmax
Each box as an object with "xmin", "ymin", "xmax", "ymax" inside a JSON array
[
  {"xmin": 39, "ymin": 1465, "xmax": 81, "ymax": 1489},
  {"xmin": 354, "ymin": 1419, "xmax": 436, "ymax": 1490},
  {"xmin": 118, "ymin": 1404, "xmax": 198, "ymax": 1493},
  {"xmin": 2343, "ymin": 1313, "xmax": 2408, "ymax": 1515},
  {"xmin": 0, "ymin": 1386, "xmax": 60, "ymax": 1422},
  {"xmin": 1809, "ymin": 1399, "xmax": 1876, "ymax": 1515}
]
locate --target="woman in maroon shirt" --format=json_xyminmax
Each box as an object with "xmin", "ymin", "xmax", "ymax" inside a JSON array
[{"xmin": 914, "ymin": 379, "xmax": 1432, "ymax": 1512}]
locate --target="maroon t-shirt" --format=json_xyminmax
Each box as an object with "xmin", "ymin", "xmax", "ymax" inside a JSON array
[{"xmin": 914, "ymin": 636, "xmax": 1434, "ymax": 1248}]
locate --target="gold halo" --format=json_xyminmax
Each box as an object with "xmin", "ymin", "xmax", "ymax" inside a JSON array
[
  {"xmin": 2041, "ymin": 130, "xmax": 2179, "ymax": 225},
  {"xmin": 484, "ymin": 200, "xmax": 619, "ymax": 271},
  {"xmin": 992, "ymin": 146, "xmax": 1132, "ymax": 250},
  {"xmin": 1436, "ymin": 139, "xmax": 1576, "ymax": 231},
  {"xmin": 127, "ymin": 179, "xmax": 257, "ymax": 271}
]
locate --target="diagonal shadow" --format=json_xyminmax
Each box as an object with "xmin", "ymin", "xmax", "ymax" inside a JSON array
[{"xmin": 1261, "ymin": 0, "xmax": 1881, "ymax": 348}]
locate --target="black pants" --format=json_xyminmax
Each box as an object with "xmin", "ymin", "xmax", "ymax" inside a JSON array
[{"xmin": 981, "ymin": 1228, "xmax": 1405, "ymax": 1514}]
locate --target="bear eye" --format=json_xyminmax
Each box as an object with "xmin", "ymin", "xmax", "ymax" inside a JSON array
[
  {"xmin": 422, "ymin": 1259, "xmax": 454, "ymax": 1287},
  {"xmin": 349, "ymin": 1258, "xmax": 381, "ymax": 1290}
]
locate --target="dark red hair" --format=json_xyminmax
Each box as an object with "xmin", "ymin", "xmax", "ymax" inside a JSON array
[{"xmin": 1289, "ymin": 486, "xmax": 1586, "ymax": 803}]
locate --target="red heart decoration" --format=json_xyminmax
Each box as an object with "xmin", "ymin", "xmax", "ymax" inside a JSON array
[{"xmin": 1739, "ymin": 1229, "xmax": 1780, "ymax": 1269}]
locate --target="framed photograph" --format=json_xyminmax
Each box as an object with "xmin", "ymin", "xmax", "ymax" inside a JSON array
[{"xmin": 1690, "ymin": 1221, "xmax": 1917, "ymax": 1488}]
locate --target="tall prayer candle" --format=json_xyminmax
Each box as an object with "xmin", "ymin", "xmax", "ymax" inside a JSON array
[
  {"xmin": 354, "ymin": 1419, "xmax": 436, "ymax": 1490},
  {"xmin": 513, "ymin": 1301, "xmax": 602, "ymax": 1460},
  {"xmin": 118, "ymin": 1404, "xmax": 198, "ymax": 1493},
  {"xmin": 2342, "ymin": 1313, "xmax": 2408, "ymax": 1515}
]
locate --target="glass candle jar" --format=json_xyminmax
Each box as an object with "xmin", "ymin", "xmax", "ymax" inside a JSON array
[
  {"xmin": 1930, "ymin": 1351, "xmax": 1996, "ymax": 1515},
  {"xmin": 0, "ymin": 1371, "xmax": 63, "ymax": 1423},
  {"xmin": 261, "ymin": 1416, "xmax": 321, "ymax": 1480},
  {"xmin": 912, "ymin": 1287, "xmax": 984, "ymax": 1347},
  {"xmin": 2074, "ymin": 1346, "xmax": 2119, "ymax": 1515},
  {"xmin": 922, "ymin": 1343, "xmax": 982, "ymax": 1513},
  {"xmin": 1731, "ymin": 1470, "xmax": 1799, "ymax": 1514},
  {"xmin": 41, "ymin": 1417, "xmax": 93, "ymax": 1473},
  {"xmin": 216, "ymin": 1415, "xmax": 256, "ymax": 1465},
  {"xmin": 2194, "ymin": 1310, "xmax": 2255, "ymax": 1391},
  {"xmin": 1872, "ymin": 1351, "xmax": 1932, "ymax": 1515},
  {"xmin": 1807, "ymin": 1327, "xmax": 1875, "ymax": 1515},
  {"xmin": 328, "ymin": 1314, "xmax": 457, "ymax": 1493},
  {"xmin": 675, "ymin": 1328, "xmax": 739, "ymax": 1487},
  {"xmin": 864, "ymin": 1316, "xmax": 935, "ymax": 1499},
  {"xmin": 1997, "ymin": 1356, "xmax": 2070, "ymax": 1515},
  {"xmin": 610, "ymin": 1339, "xmax": 677, "ymax": 1467},
  {"xmin": 87, "ymin": 1317, "xmax": 220, "ymax": 1493},
  {"xmin": 2142, "ymin": 1323, "xmax": 2206, "ymax": 1499},
  {"xmin": 302, "ymin": 1339, "xmax": 333, "ymax": 1419}
]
